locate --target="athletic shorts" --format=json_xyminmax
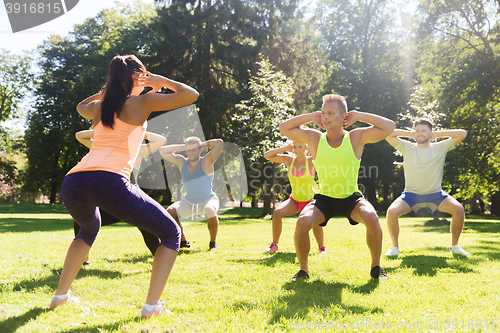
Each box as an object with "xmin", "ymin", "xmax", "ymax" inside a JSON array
[
  {"xmin": 307, "ymin": 192, "xmax": 366, "ymax": 226},
  {"xmin": 170, "ymin": 195, "xmax": 220, "ymax": 221},
  {"xmin": 399, "ymin": 190, "xmax": 449, "ymax": 216},
  {"xmin": 289, "ymin": 195, "xmax": 312, "ymax": 212}
]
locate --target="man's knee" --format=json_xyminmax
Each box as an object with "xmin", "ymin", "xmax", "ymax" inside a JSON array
[
  {"xmin": 386, "ymin": 206, "xmax": 396, "ymax": 218},
  {"xmin": 295, "ymin": 216, "xmax": 313, "ymax": 234},
  {"xmin": 387, "ymin": 204, "xmax": 404, "ymax": 219},
  {"xmin": 361, "ymin": 211, "xmax": 381, "ymax": 229},
  {"xmin": 205, "ymin": 206, "xmax": 217, "ymax": 218},
  {"xmin": 451, "ymin": 203, "xmax": 465, "ymax": 217}
]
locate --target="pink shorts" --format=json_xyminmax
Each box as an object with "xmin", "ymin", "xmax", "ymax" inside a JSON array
[{"xmin": 289, "ymin": 195, "xmax": 312, "ymax": 212}]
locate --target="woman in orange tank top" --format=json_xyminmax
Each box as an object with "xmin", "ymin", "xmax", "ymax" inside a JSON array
[{"xmin": 50, "ymin": 55, "xmax": 199, "ymax": 318}]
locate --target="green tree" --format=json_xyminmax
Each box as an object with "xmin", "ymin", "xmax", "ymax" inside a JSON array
[
  {"xmin": 0, "ymin": 50, "xmax": 32, "ymax": 126},
  {"xmin": 149, "ymin": 0, "xmax": 265, "ymax": 141},
  {"xmin": 414, "ymin": 0, "xmax": 500, "ymax": 212},
  {"xmin": 24, "ymin": 2, "xmax": 156, "ymax": 203},
  {"xmin": 234, "ymin": 57, "xmax": 296, "ymax": 215},
  {"xmin": 319, "ymin": 0, "xmax": 410, "ymax": 208},
  {"xmin": 0, "ymin": 50, "xmax": 33, "ymax": 196},
  {"xmin": 256, "ymin": 0, "xmax": 327, "ymax": 113}
]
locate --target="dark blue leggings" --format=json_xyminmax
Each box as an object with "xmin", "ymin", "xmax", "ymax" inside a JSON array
[
  {"xmin": 61, "ymin": 171, "xmax": 180, "ymax": 251},
  {"xmin": 73, "ymin": 210, "xmax": 160, "ymax": 256}
]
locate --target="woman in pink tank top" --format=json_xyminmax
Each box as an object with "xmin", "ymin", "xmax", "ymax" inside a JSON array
[
  {"xmin": 51, "ymin": 55, "xmax": 199, "ymax": 318},
  {"xmin": 263, "ymin": 141, "xmax": 326, "ymax": 254}
]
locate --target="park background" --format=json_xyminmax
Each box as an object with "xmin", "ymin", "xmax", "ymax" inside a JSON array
[
  {"xmin": 2, "ymin": 1, "xmax": 500, "ymax": 332},
  {"xmin": 1, "ymin": 0, "xmax": 499, "ymax": 216}
]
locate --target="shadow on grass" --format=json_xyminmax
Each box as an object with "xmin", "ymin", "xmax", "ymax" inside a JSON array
[
  {"xmin": 11, "ymin": 268, "xmax": 125, "ymax": 292},
  {"xmin": 427, "ymin": 242, "xmax": 500, "ymax": 260},
  {"xmin": 263, "ymin": 280, "xmax": 381, "ymax": 323},
  {"xmin": 0, "ymin": 307, "xmax": 50, "ymax": 333},
  {"xmin": 467, "ymin": 240, "xmax": 500, "ymax": 260},
  {"xmin": 399, "ymin": 255, "xmax": 475, "ymax": 276},
  {"xmin": 419, "ymin": 218, "xmax": 500, "ymax": 234},
  {"xmin": 102, "ymin": 253, "xmax": 153, "ymax": 264},
  {"xmin": 57, "ymin": 317, "xmax": 148, "ymax": 333},
  {"xmin": 0, "ymin": 218, "xmax": 73, "ymax": 234},
  {"xmin": 0, "ymin": 202, "xmax": 68, "ymax": 214},
  {"xmin": 219, "ymin": 207, "xmax": 263, "ymax": 217},
  {"xmin": 178, "ymin": 248, "xmax": 206, "ymax": 255},
  {"xmin": 230, "ymin": 252, "xmax": 297, "ymax": 267},
  {"xmin": 423, "ymin": 218, "xmax": 450, "ymax": 226},
  {"xmin": 0, "ymin": 306, "xmax": 144, "ymax": 333}
]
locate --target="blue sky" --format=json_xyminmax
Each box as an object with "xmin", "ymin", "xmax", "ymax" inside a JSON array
[{"xmin": 0, "ymin": 0, "xmax": 156, "ymax": 54}]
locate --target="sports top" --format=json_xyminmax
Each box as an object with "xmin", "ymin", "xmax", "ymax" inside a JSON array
[
  {"xmin": 67, "ymin": 115, "xmax": 146, "ymax": 180},
  {"xmin": 313, "ymin": 131, "xmax": 361, "ymax": 199},
  {"xmin": 181, "ymin": 156, "xmax": 215, "ymax": 204},
  {"xmin": 288, "ymin": 157, "xmax": 315, "ymax": 202},
  {"xmin": 396, "ymin": 138, "xmax": 455, "ymax": 194}
]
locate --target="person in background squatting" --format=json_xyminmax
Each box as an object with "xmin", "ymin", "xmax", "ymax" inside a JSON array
[
  {"xmin": 50, "ymin": 54, "xmax": 199, "ymax": 318},
  {"xmin": 160, "ymin": 136, "xmax": 224, "ymax": 250},
  {"xmin": 73, "ymin": 129, "xmax": 166, "ymax": 264},
  {"xmin": 263, "ymin": 141, "xmax": 326, "ymax": 254},
  {"xmin": 384, "ymin": 118, "xmax": 469, "ymax": 256},
  {"xmin": 279, "ymin": 94, "xmax": 395, "ymax": 281}
]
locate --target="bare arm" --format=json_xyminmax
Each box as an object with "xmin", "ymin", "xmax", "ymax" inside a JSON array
[
  {"xmin": 263, "ymin": 143, "xmax": 294, "ymax": 166},
  {"xmin": 201, "ymin": 139, "xmax": 224, "ymax": 174},
  {"xmin": 432, "ymin": 129, "xmax": 467, "ymax": 146},
  {"xmin": 75, "ymin": 129, "xmax": 94, "ymax": 149},
  {"xmin": 279, "ymin": 112, "xmax": 322, "ymax": 151},
  {"xmin": 346, "ymin": 110, "xmax": 396, "ymax": 145},
  {"xmin": 159, "ymin": 144, "xmax": 187, "ymax": 169},
  {"xmin": 76, "ymin": 92, "xmax": 104, "ymax": 119},
  {"xmin": 201, "ymin": 139, "xmax": 224, "ymax": 163},
  {"xmin": 137, "ymin": 132, "xmax": 167, "ymax": 160},
  {"xmin": 385, "ymin": 129, "xmax": 414, "ymax": 148},
  {"xmin": 137, "ymin": 72, "xmax": 199, "ymax": 114}
]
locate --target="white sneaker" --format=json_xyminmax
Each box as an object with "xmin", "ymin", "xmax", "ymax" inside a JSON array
[
  {"xmin": 384, "ymin": 246, "xmax": 400, "ymax": 256},
  {"xmin": 450, "ymin": 245, "xmax": 471, "ymax": 255}
]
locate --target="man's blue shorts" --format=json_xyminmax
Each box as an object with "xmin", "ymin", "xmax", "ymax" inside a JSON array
[{"xmin": 399, "ymin": 190, "xmax": 449, "ymax": 216}]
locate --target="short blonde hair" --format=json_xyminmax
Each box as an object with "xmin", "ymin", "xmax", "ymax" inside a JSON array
[
  {"xmin": 185, "ymin": 136, "xmax": 202, "ymax": 147},
  {"xmin": 322, "ymin": 94, "xmax": 348, "ymax": 114}
]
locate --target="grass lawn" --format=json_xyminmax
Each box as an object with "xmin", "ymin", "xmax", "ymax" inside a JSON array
[{"xmin": 1, "ymin": 202, "xmax": 500, "ymax": 332}]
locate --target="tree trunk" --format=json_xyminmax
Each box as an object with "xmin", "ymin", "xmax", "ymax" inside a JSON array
[
  {"xmin": 50, "ymin": 182, "xmax": 58, "ymax": 204},
  {"xmin": 251, "ymin": 193, "xmax": 257, "ymax": 208},
  {"xmin": 260, "ymin": 163, "xmax": 274, "ymax": 217},
  {"xmin": 490, "ymin": 192, "xmax": 500, "ymax": 216}
]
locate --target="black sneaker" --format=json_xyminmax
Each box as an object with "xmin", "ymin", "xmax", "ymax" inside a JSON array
[
  {"xmin": 370, "ymin": 265, "xmax": 389, "ymax": 280},
  {"xmin": 180, "ymin": 240, "xmax": 191, "ymax": 248},
  {"xmin": 291, "ymin": 269, "xmax": 310, "ymax": 281},
  {"xmin": 209, "ymin": 241, "xmax": 218, "ymax": 250}
]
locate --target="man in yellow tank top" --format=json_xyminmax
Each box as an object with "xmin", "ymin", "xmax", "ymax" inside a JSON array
[{"xmin": 280, "ymin": 94, "xmax": 395, "ymax": 281}]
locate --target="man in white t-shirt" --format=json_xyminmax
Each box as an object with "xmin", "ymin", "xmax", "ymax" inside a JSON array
[{"xmin": 384, "ymin": 118, "xmax": 470, "ymax": 256}]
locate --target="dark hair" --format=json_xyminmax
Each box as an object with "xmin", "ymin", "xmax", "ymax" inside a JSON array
[
  {"xmin": 100, "ymin": 55, "xmax": 146, "ymax": 128},
  {"xmin": 413, "ymin": 118, "xmax": 433, "ymax": 130}
]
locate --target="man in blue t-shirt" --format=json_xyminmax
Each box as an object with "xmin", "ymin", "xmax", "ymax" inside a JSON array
[
  {"xmin": 161, "ymin": 136, "xmax": 224, "ymax": 250},
  {"xmin": 384, "ymin": 118, "xmax": 469, "ymax": 256}
]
